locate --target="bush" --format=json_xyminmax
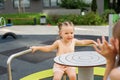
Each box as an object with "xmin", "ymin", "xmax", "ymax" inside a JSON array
[
  {"xmin": 0, "ymin": 13, "xmax": 105, "ymax": 25},
  {"xmin": 101, "ymin": 9, "xmax": 116, "ymax": 23},
  {"xmin": 47, "ymin": 15, "xmax": 60, "ymax": 25},
  {"xmin": 79, "ymin": 12, "xmax": 102, "ymax": 25},
  {"xmin": 47, "ymin": 13, "xmax": 103, "ymax": 25}
]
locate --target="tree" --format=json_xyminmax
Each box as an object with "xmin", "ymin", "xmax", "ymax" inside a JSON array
[
  {"xmin": 59, "ymin": 0, "xmax": 78, "ymax": 9},
  {"xmin": 18, "ymin": 0, "xmax": 25, "ymax": 13},
  {"xmin": 91, "ymin": 0, "xmax": 97, "ymax": 13},
  {"xmin": 59, "ymin": 0, "xmax": 90, "ymax": 9}
]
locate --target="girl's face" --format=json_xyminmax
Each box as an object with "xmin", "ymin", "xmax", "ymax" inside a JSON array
[{"xmin": 59, "ymin": 26, "xmax": 74, "ymax": 42}]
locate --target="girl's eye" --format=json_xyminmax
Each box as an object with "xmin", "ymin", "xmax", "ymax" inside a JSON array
[
  {"xmin": 65, "ymin": 32, "xmax": 73, "ymax": 34},
  {"xmin": 65, "ymin": 33, "xmax": 68, "ymax": 34}
]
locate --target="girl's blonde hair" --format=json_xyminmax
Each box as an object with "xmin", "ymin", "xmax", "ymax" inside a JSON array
[{"xmin": 58, "ymin": 21, "xmax": 74, "ymax": 32}]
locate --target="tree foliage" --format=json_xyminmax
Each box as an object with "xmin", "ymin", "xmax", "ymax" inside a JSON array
[
  {"xmin": 59, "ymin": 0, "xmax": 90, "ymax": 9},
  {"xmin": 91, "ymin": 0, "xmax": 97, "ymax": 12}
]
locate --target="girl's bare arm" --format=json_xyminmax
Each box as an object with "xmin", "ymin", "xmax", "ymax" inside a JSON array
[
  {"xmin": 75, "ymin": 39, "xmax": 97, "ymax": 46},
  {"xmin": 30, "ymin": 40, "xmax": 58, "ymax": 53}
]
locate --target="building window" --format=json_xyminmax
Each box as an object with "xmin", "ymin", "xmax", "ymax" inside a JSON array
[
  {"xmin": 51, "ymin": 0, "xmax": 57, "ymax": 7},
  {"xmin": 0, "ymin": 0, "xmax": 4, "ymax": 9},
  {"xmin": 43, "ymin": 0, "xmax": 50, "ymax": 7},
  {"xmin": 43, "ymin": 0, "xmax": 60, "ymax": 7},
  {"xmin": 13, "ymin": 0, "xmax": 30, "ymax": 8}
]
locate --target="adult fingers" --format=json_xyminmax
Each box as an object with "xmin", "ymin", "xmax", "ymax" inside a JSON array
[
  {"xmin": 93, "ymin": 45, "xmax": 101, "ymax": 54},
  {"xmin": 97, "ymin": 38, "xmax": 101, "ymax": 45},
  {"xmin": 102, "ymin": 36, "xmax": 107, "ymax": 43}
]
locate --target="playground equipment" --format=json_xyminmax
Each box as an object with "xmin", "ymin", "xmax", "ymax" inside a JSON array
[
  {"xmin": 0, "ymin": 17, "xmax": 6, "ymax": 27},
  {"xmin": 7, "ymin": 48, "xmax": 67, "ymax": 80},
  {"xmin": 0, "ymin": 28, "xmax": 17, "ymax": 39},
  {"xmin": 0, "ymin": 17, "xmax": 16, "ymax": 39},
  {"xmin": 7, "ymin": 49, "xmax": 105, "ymax": 80},
  {"xmin": 1, "ymin": 32, "xmax": 17, "ymax": 39},
  {"xmin": 7, "ymin": 49, "xmax": 32, "ymax": 80}
]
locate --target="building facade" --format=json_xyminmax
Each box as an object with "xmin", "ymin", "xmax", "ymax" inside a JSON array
[
  {"xmin": 0, "ymin": 0, "xmax": 62, "ymax": 14},
  {"xmin": 0, "ymin": 0, "xmax": 119, "ymax": 14}
]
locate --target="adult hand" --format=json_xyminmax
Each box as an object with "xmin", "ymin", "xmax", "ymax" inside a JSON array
[{"xmin": 93, "ymin": 36, "xmax": 117, "ymax": 61}]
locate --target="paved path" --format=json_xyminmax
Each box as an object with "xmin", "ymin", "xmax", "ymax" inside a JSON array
[
  {"xmin": 0, "ymin": 25, "xmax": 109, "ymax": 80},
  {"xmin": 0, "ymin": 25, "xmax": 108, "ymax": 36}
]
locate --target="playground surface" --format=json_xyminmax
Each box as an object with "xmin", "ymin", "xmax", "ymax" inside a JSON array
[{"xmin": 0, "ymin": 25, "xmax": 108, "ymax": 80}]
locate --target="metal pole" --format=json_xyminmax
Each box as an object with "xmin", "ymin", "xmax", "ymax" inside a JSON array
[
  {"xmin": 78, "ymin": 67, "xmax": 93, "ymax": 80},
  {"xmin": 7, "ymin": 49, "xmax": 32, "ymax": 80},
  {"xmin": 108, "ymin": 14, "xmax": 113, "ymax": 43}
]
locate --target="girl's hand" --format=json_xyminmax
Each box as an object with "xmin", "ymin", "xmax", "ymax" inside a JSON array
[
  {"xmin": 30, "ymin": 46, "xmax": 38, "ymax": 53},
  {"xmin": 93, "ymin": 41, "xmax": 98, "ymax": 46},
  {"xmin": 93, "ymin": 36, "xmax": 117, "ymax": 61}
]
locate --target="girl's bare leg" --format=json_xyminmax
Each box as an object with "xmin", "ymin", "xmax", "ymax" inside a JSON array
[
  {"xmin": 66, "ymin": 68, "xmax": 76, "ymax": 80},
  {"xmin": 53, "ymin": 71, "xmax": 64, "ymax": 80}
]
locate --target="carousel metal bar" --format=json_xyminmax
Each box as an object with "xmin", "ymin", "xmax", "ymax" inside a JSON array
[{"xmin": 7, "ymin": 49, "xmax": 32, "ymax": 80}]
